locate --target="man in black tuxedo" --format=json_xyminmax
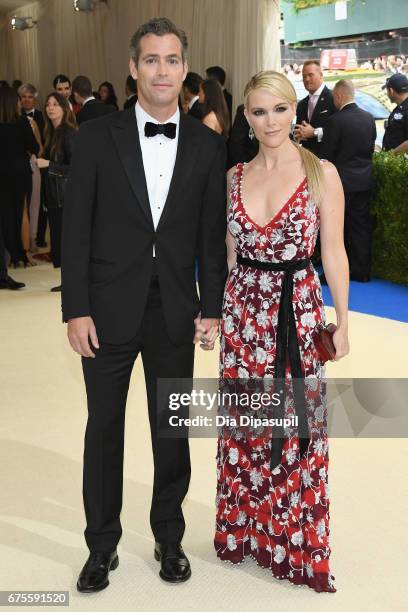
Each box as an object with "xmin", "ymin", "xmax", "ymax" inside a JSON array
[
  {"xmin": 294, "ymin": 60, "xmax": 336, "ymax": 156},
  {"xmin": 72, "ymin": 75, "xmax": 116, "ymax": 125},
  {"xmin": 62, "ymin": 17, "xmax": 227, "ymax": 592},
  {"xmin": 227, "ymin": 103, "xmax": 259, "ymax": 169},
  {"xmin": 18, "ymin": 83, "xmax": 45, "ymax": 141},
  {"xmin": 182, "ymin": 72, "xmax": 204, "ymax": 120},
  {"xmin": 206, "ymin": 65, "xmax": 232, "ymax": 125},
  {"xmin": 321, "ymin": 80, "xmax": 376, "ymax": 281},
  {"xmin": 123, "ymin": 74, "xmax": 138, "ymax": 109}
]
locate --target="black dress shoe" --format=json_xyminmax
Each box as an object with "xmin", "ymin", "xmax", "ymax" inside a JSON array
[
  {"xmin": 50, "ymin": 284, "xmax": 62, "ymax": 292},
  {"xmin": 77, "ymin": 550, "xmax": 119, "ymax": 593},
  {"xmin": 0, "ymin": 276, "xmax": 26, "ymax": 290},
  {"xmin": 154, "ymin": 542, "xmax": 191, "ymax": 583}
]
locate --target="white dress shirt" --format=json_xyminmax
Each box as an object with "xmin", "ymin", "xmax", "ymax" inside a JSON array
[
  {"xmin": 83, "ymin": 96, "xmax": 95, "ymax": 106},
  {"xmin": 135, "ymin": 100, "xmax": 180, "ymax": 256},
  {"xmin": 308, "ymin": 82, "xmax": 325, "ymax": 142}
]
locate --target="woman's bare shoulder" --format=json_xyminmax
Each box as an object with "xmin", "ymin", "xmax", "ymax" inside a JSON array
[{"xmin": 319, "ymin": 158, "xmax": 338, "ymax": 177}]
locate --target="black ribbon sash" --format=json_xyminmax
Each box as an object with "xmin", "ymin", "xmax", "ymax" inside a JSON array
[{"xmin": 236, "ymin": 254, "xmax": 311, "ymax": 471}]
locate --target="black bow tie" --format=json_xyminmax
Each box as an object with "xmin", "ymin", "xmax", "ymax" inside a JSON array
[
  {"xmin": 26, "ymin": 111, "xmax": 34, "ymax": 117},
  {"xmin": 144, "ymin": 121, "xmax": 176, "ymax": 139}
]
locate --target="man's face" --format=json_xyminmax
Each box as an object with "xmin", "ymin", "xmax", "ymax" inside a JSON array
[
  {"xmin": 129, "ymin": 34, "xmax": 187, "ymax": 108},
  {"xmin": 302, "ymin": 64, "xmax": 323, "ymax": 94},
  {"xmin": 20, "ymin": 91, "xmax": 36, "ymax": 111},
  {"xmin": 55, "ymin": 81, "xmax": 71, "ymax": 99}
]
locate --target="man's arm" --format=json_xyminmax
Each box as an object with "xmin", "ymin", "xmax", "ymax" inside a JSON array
[
  {"xmin": 197, "ymin": 137, "xmax": 228, "ymax": 321},
  {"xmin": 391, "ymin": 112, "xmax": 408, "ymax": 153},
  {"xmin": 61, "ymin": 122, "xmax": 96, "ymax": 323},
  {"xmin": 320, "ymin": 116, "xmax": 340, "ymax": 162}
]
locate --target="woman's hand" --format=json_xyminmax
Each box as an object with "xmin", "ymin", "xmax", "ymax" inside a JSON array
[
  {"xmin": 35, "ymin": 158, "xmax": 50, "ymax": 169},
  {"xmin": 332, "ymin": 325, "xmax": 349, "ymax": 361}
]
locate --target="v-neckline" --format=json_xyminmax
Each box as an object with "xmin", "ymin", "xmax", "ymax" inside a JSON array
[{"xmin": 238, "ymin": 162, "xmax": 307, "ymax": 231}]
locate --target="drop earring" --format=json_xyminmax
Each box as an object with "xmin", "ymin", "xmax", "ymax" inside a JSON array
[{"xmin": 248, "ymin": 126, "xmax": 255, "ymax": 140}]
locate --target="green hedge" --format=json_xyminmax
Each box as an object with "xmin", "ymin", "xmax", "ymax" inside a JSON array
[{"xmin": 372, "ymin": 151, "xmax": 408, "ymax": 286}]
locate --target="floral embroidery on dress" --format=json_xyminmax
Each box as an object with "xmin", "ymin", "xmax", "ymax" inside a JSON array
[{"xmin": 215, "ymin": 163, "xmax": 335, "ymax": 593}]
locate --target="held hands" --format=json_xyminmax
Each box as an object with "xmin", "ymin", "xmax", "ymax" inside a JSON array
[
  {"xmin": 332, "ymin": 325, "xmax": 349, "ymax": 361},
  {"xmin": 193, "ymin": 315, "xmax": 220, "ymax": 351},
  {"xmin": 67, "ymin": 316, "xmax": 99, "ymax": 358},
  {"xmin": 293, "ymin": 121, "xmax": 315, "ymax": 141}
]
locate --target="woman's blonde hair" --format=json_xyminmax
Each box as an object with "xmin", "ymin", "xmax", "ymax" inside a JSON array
[{"xmin": 244, "ymin": 70, "xmax": 324, "ymax": 205}]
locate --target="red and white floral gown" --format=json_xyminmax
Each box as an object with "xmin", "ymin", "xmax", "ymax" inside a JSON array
[{"xmin": 215, "ymin": 162, "xmax": 336, "ymax": 593}]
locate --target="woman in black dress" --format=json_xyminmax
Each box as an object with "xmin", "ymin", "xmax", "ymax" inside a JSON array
[
  {"xmin": 0, "ymin": 87, "xmax": 39, "ymax": 267},
  {"xmin": 35, "ymin": 92, "xmax": 78, "ymax": 291}
]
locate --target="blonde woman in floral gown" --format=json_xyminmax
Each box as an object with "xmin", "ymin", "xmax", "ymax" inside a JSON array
[{"xmin": 212, "ymin": 71, "xmax": 349, "ymax": 593}]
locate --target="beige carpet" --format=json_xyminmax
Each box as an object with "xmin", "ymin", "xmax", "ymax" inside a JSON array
[{"xmin": 1, "ymin": 262, "xmax": 407, "ymax": 611}]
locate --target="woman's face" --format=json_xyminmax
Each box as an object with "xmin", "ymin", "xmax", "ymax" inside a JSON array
[
  {"xmin": 198, "ymin": 84, "xmax": 205, "ymax": 104},
  {"xmin": 45, "ymin": 96, "xmax": 64, "ymax": 124},
  {"xmin": 244, "ymin": 88, "xmax": 296, "ymax": 149},
  {"xmin": 99, "ymin": 85, "xmax": 109, "ymax": 101}
]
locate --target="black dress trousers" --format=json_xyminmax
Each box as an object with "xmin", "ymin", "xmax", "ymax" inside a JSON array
[
  {"xmin": 344, "ymin": 190, "xmax": 373, "ymax": 280},
  {"xmin": 81, "ymin": 267, "xmax": 195, "ymax": 552}
]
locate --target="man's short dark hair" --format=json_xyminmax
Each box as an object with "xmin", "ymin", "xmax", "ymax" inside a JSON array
[
  {"xmin": 183, "ymin": 72, "xmax": 202, "ymax": 95},
  {"xmin": 130, "ymin": 17, "xmax": 188, "ymax": 66},
  {"xmin": 303, "ymin": 60, "xmax": 321, "ymax": 70},
  {"xmin": 126, "ymin": 74, "xmax": 137, "ymax": 94},
  {"xmin": 72, "ymin": 75, "xmax": 93, "ymax": 98},
  {"xmin": 206, "ymin": 66, "xmax": 226, "ymax": 86},
  {"xmin": 53, "ymin": 74, "xmax": 71, "ymax": 88}
]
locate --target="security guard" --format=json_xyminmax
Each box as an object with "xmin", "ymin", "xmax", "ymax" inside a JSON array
[{"xmin": 382, "ymin": 73, "xmax": 408, "ymax": 152}]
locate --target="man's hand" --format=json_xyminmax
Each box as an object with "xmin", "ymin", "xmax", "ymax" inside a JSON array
[
  {"xmin": 67, "ymin": 316, "xmax": 99, "ymax": 358},
  {"xmin": 193, "ymin": 316, "xmax": 220, "ymax": 351},
  {"xmin": 294, "ymin": 121, "xmax": 315, "ymax": 140}
]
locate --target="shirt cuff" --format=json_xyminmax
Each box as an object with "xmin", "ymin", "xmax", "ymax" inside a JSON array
[{"xmin": 316, "ymin": 127, "xmax": 323, "ymax": 143}]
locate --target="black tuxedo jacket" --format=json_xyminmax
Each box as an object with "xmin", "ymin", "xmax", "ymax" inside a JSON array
[
  {"xmin": 320, "ymin": 102, "xmax": 376, "ymax": 192},
  {"xmin": 123, "ymin": 94, "xmax": 137, "ymax": 110},
  {"xmin": 224, "ymin": 89, "xmax": 233, "ymax": 124},
  {"xmin": 296, "ymin": 85, "xmax": 337, "ymax": 156},
  {"xmin": 188, "ymin": 99, "xmax": 204, "ymax": 121},
  {"xmin": 24, "ymin": 109, "xmax": 45, "ymax": 142},
  {"xmin": 227, "ymin": 104, "xmax": 259, "ymax": 169},
  {"xmin": 76, "ymin": 99, "xmax": 116, "ymax": 125},
  {"xmin": 61, "ymin": 108, "xmax": 228, "ymax": 345}
]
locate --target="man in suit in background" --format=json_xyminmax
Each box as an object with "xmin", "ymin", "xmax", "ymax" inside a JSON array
[
  {"xmin": 62, "ymin": 17, "xmax": 227, "ymax": 592},
  {"xmin": 18, "ymin": 83, "xmax": 45, "ymax": 141},
  {"xmin": 227, "ymin": 103, "xmax": 259, "ymax": 169},
  {"xmin": 206, "ymin": 65, "xmax": 232, "ymax": 125},
  {"xmin": 321, "ymin": 80, "xmax": 376, "ymax": 282},
  {"xmin": 72, "ymin": 76, "xmax": 116, "ymax": 125},
  {"xmin": 294, "ymin": 60, "xmax": 336, "ymax": 156},
  {"xmin": 182, "ymin": 72, "xmax": 204, "ymax": 120},
  {"xmin": 123, "ymin": 74, "xmax": 138, "ymax": 109}
]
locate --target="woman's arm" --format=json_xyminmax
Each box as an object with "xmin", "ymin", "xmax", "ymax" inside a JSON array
[
  {"xmin": 28, "ymin": 118, "xmax": 43, "ymax": 156},
  {"xmin": 226, "ymin": 166, "xmax": 237, "ymax": 272},
  {"xmin": 319, "ymin": 160, "xmax": 350, "ymax": 360},
  {"xmin": 49, "ymin": 129, "xmax": 78, "ymax": 176}
]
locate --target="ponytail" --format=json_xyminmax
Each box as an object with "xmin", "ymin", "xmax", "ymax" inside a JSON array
[{"xmin": 292, "ymin": 141, "xmax": 324, "ymax": 206}]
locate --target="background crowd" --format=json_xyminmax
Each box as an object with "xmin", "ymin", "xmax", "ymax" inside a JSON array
[
  {"xmin": 282, "ymin": 54, "xmax": 408, "ymax": 78},
  {"xmin": 1, "ymin": 57, "xmax": 407, "ymax": 292}
]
